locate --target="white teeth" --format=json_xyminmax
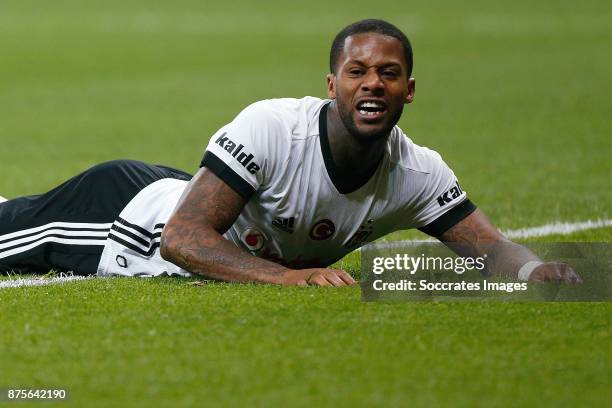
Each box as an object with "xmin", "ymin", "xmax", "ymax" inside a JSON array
[
  {"xmin": 359, "ymin": 110, "xmax": 378, "ymax": 116},
  {"xmin": 359, "ymin": 101, "xmax": 384, "ymax": 109}
]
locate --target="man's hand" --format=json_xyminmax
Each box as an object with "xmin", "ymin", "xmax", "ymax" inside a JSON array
[
  {"xmin": 438, "ymin": 209, "xmax": 583, "ymax": 283},
  {"xmin": 529, "ymin": 262, "xmax": 582, "ymax": 284},
  {"xmin": 278, "ymin": 268, "xmax": 356, "ymax": 287}
]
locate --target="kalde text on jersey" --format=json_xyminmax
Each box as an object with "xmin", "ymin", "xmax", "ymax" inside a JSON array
[
  {"xmin": 215, "ymin": 132, "xmax": 261, "ymax": 174},
  {"xmin": 372, "ymin": 254, "xmax": 486, "ymax": 275}
]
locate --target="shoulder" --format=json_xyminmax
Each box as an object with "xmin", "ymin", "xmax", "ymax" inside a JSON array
[
  {"xmin": 234, "ymin": 96, "xmax": 328, "ymax": 132},
  {"xmin": 215, "ymin": 96, "xmax": 327, "ymax": 170},
  {"xmin": 387, "ymin": 127, "xmax": 447, "ymax": 174}
]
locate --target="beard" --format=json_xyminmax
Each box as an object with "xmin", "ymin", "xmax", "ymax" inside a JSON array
[{"xmin": 335, "ymin": 94, "xmax": 404, "ymax": 143}]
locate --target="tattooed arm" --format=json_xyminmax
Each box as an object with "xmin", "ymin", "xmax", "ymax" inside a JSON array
[
  {"xmin": 437, "ymin": 209, "xmax": 581, "ymax": 283},
  {"xmin": 160, "ymin": 168, "xmax": 355, "ymax": 286}
]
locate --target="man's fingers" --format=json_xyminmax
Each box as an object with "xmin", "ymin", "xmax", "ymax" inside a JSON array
[
  {"xmin": 308, "ymin": 273, "xmax": 332, "ymax": 286},
  {"xmin": 303, "ymin": 269, "xmax": 356, "ymax": 287},
  {"xmin": 337, "ymin": 270, "xmax": 357, "ymax": 285},
  {"xmin": 323, "ymin": 269, "xmax": 357, "ymax": 286},
  {"xmin": 552, "ymin": 263, "xmax": 576, "ymax": 284},
  {"xmin": 324, "ymin": 273, "xmax": 346, "ymax": 287},
  {"xmin": 294, "ymin": 268, "xmax": 357, "ymax": 287},
  {"xmin": 531, "ymin": 263, "xmax": 582, "ymax": 284},
  {"xmin": 559, "ymin": 264, "xmax": 582, "ymax": 284}
]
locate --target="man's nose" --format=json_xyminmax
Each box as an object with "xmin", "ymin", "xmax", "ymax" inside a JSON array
[{"xmin": 361, "ymin": 69, "xmax": 384, "ymax": 91}]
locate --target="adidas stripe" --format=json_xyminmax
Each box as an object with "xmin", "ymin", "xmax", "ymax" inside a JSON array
[
  {"xmin": 107, "ymin": 218, "xmax": 165, "ymax": 257},
  {"xmin": 0, "ymin": 218, "xmax": 167, "ymax": 260},
  {"xmin": 0, "ymin": 222, "xmax": 111, "ymax": 260}
]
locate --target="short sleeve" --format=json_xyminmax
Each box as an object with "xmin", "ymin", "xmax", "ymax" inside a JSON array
[
  {"xmin": 412, "ymin": 152, "xmax": 477, "ymax": 237},
  {"xmin": 200, "ymin": 102, "xmax": 285, "ymax": 200}
]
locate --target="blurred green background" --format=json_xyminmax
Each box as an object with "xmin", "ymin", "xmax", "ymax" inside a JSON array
[{"xmin": 1, "ymin": 0, "xmax": 610, "ymax": 231}]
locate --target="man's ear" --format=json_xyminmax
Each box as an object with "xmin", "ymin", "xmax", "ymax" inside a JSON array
[
  {"xmin": 405, "ymin": 78, "xmax": 416, "ymax": 104},
  {"xmin": 326, "ymin": 74, "xmax": 337, "ymax": 99}
]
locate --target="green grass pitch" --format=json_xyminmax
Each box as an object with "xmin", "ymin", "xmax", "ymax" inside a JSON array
[{"xmin": 0, "ymin": 0, "xmax": 610, "ymax": 406}]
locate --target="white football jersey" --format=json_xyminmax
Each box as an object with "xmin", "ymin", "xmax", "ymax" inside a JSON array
[{"xmin": 97, "ymin": 97, "xmax": 475, "ymax": 277}]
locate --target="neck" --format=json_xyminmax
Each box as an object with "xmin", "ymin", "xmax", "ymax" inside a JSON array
[{"xmin": 326, "ymin": 101, "xmax": 389, "ymax": 180}]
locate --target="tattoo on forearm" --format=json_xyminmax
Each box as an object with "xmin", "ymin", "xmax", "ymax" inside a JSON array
[
  {"xmin": 161, "ymin": 169, "xmax": 289, "ymax": 283},
  {"xmin": 439, "ymin": 209, "xmax": 539, "ymax": 278}
]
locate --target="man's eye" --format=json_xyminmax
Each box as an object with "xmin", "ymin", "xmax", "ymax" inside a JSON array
[
  {"xmin": 348, "ymin": 69, "xmax": 363, "ymax": 75},
  {"xmin": 383, "ymin": 71, "xmax": 399, "ymax": 77}
]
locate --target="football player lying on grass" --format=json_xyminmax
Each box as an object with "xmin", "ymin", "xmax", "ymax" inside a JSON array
[{"xmin": 0, "ymin": 20, "xmax": 580, "ymax": 286}]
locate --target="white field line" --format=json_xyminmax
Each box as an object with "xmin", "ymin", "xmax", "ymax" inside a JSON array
[
  {"xmin": 1, "ymin": 219, "xmax": 610, "ymax": 288},
  {"xmin": 503, "ymin": 219, "xmax": 612, "ymax": 239},
  {"xmin": 365, "ymin": 218, "xmax": 612, "ymax": 251},
  {"xmin": 0, "ymin": 274, "xmax": 92, "ymax": 289}
]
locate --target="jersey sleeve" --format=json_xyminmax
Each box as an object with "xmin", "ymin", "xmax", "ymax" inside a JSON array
[
  {"xmin": 412, "ymin": 151, "xmax": 477, "ymax": 237},
  {"xmin": 200, "ymin": 101, "xmax": 285, "ymax": 200}
]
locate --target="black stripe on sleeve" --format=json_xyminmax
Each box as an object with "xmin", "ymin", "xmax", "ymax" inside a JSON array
[
  {"xmin": 111, "ymin": 224, "xmax": 150, "ymax": 247},
  {"xmin": 117, "ymin": 218, "xmax": 153, "ymax": 239},
  {"xmin": 418, "ymin": 199, "xmax": 478, "ymax": 238},
  {"xmin": 108, "ymin": 233, "xmax": 160, "ymax": 257},
  {"xmin": 200, "ymin": 151, "xmax": 256, "ymax": 200}
]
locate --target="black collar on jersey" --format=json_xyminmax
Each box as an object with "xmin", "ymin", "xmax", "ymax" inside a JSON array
[{"xmin": 319, "ymin": 102, "xmax": 382, "ymax": 195}]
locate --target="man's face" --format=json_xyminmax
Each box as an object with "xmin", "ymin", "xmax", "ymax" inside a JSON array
[{"xmin": 327, "ymin": 32, "xmax": 415, "ymax": 141}]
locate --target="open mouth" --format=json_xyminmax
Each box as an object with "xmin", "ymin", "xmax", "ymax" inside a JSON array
[{"xmin": 356, "ymin": 100, "xmax": 387, "ymax": 119}]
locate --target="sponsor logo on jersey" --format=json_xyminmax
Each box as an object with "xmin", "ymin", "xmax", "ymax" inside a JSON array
[
  {"xmin": 214, "ymin": 132, "xmax": 261, "ymax": 175},
  {"xmin": 240, "ymin": 227, "xmax": 266, "ymax": 251},
  {"xmin": 345, "ymin": 219, "xmax": 374, "ymax": 250},
  {"xmin": 309, "ymin": 219, "xmax": 335, "ymax": 240},
  {"xmin": 272, "ymin": 217, "xmax": 295, "ymax": 234},
  {"xmin": 436, "ymin": 181, "xmax": 463, "ymax": 207}
]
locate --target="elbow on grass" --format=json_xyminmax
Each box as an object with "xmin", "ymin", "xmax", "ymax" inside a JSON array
[{"xmin": 160, "ymin": 226, "xmax": 180, "ymax": 265}]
